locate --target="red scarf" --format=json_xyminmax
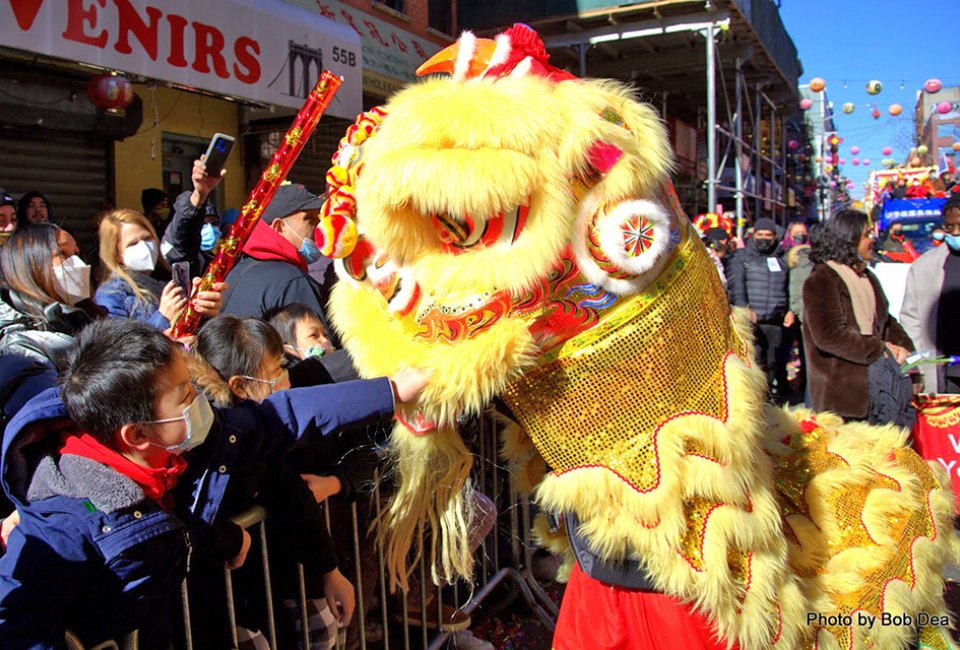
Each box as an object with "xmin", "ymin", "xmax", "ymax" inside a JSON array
[{"xmin": 60, "ymin": 432, "xmax": 187, "ymax": 504}]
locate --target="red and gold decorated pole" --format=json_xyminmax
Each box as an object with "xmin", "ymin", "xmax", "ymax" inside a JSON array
[{"xmin": 171, "ymin": 72, "xmax": 342, "ymax": 338}]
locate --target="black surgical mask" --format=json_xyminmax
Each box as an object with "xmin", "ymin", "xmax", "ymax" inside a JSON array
[
  {"xmin": 793, "ymin": 234, "xmax": 808, "ymax": 245},
  {"xmin": 753, "ymin": 238, "xmax": 777, "ymax": 254}
]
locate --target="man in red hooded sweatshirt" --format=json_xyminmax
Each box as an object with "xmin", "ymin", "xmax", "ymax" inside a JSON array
[
  {"xmin": 221, "ymin": 182, "xmax": 327, "ymax": 320},
  {"xmin": 220, "ymin": 184, "xmax": 360, "ymax": 381}
]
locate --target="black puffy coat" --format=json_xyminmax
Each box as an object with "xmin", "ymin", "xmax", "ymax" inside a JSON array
[
  {"xmin": 0, "ymin": 289, "xmax": 99, "ymax": 369},
  {"xmin": 160, "ymin": 191, "xmax": 213, "ymax": 278},
  {"xmin": 726, "ymin": 243, "xmax": 789, "ymax": 323}
]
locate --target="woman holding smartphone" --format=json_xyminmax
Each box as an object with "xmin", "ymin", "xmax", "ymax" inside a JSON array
[
  {"xmin": 97, "ymin": 147, "xmax": 228, "ymax": 331},
  {"xmin": 94, "ymin": 209, "xmax": 226, "ymax": 330}
]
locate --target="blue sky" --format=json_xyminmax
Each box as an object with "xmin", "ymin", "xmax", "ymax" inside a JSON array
[{"xmin": 778, "ymin": 0, "xmax": 958, "ymax": 199}]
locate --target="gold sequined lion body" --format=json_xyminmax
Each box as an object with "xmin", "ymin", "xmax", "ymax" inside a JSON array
[{"xmin": 323, "ymin": 25, "xmax": 959, "ymax": 650}]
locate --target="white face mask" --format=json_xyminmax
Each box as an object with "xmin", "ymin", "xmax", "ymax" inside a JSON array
[
  {"xmin": 52, "ymin": 255, "xmax": 92, "ymax": 306},
  {"xmin": 147, "ymin": 393, "xmax": 214, "ymax": 455},
  {"xmin": 123, "ymin": 239, "xmax": 159, "ymax": 272}
]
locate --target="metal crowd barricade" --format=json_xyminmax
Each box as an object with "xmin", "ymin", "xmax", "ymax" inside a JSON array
[{"xmin": 180, "ymin": 409, "xmax": 558, "ymax": 650}]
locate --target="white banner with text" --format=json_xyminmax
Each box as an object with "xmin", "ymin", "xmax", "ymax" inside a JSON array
[{"xmin": 0, "ymin": 0, "xmax": 363, "ymax": 118}]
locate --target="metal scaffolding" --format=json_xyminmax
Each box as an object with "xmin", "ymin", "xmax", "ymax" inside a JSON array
[
  {"xmin": 707, "ymin": 36, "xmax": 790, "ymax": 236},
  {"xmin": 540, "ymin": 2, "xmax": 799, "ymax": 232}
]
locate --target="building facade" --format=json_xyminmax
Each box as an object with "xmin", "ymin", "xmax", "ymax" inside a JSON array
[{"xmin": 916, "ymin": 86, "xmax": 960, "ymax": 173}]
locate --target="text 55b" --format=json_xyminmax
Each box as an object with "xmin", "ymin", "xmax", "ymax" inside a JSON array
[{"xmin": 332, "ymin": 47, "xmax": 356, "ymax": 67}]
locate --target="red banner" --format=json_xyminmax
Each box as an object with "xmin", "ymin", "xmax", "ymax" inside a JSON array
[{"xmin": 912, "ymin": 394, "xmax": 960, "ymax": 511}]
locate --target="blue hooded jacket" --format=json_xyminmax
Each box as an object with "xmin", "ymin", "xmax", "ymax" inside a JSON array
[
  {"xmin": 0, "ymin": 354, "xmax": 58, "ymax": 421},
  {"xmin": 0, "ymin": 376, "xmax": 395, "ymax": 649}
]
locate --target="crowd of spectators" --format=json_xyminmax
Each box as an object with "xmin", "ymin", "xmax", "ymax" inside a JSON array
[
  {"xmin": 0, "ymin": 159, "xmax": 497, "ymax": 650},
  {"xmin": 1, "ymin": 154, "xmax": 958, "ymax": 649},
  {"xmin": 711, "ymin": 193, "xmax": 959, "ymax": 411}
]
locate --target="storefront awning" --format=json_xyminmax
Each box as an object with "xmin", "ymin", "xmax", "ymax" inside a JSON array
[{"xmin": 0, "ymin": 0, "xmax": 363, "ymax": 119}]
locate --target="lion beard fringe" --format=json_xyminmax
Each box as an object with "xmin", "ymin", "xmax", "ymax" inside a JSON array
[{"xmin": 379, "ymin": 422, "xmax": 478, "ymax": 593}]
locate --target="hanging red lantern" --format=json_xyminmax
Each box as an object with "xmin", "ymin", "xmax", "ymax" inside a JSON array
[{"xmin": 87, "ymin": 74, "xmax": 135, "ymax": 113}]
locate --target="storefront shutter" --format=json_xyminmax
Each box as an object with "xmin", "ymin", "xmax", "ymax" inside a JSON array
[{"xmin": 0, "ymin": 131, "xmax": 110, "ymax": 257}]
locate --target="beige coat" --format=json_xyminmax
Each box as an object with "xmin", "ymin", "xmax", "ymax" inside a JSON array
[{"xmin": 900, "ymin": 244, "xmax": 950, "ymax": 392}]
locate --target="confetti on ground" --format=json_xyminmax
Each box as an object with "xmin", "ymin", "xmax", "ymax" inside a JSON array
[{"xmin": 469, "ymin": 582, "xmax": 564, "ymax": 649}]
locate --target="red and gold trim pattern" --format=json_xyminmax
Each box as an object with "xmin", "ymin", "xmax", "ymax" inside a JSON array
[
  {"xmin": 414, "ymin": 290, "xmax": 513, "ymax": 343},
  {"xmin": 914, "ymin": 394, "xmax": 960, "ymax": 429}
]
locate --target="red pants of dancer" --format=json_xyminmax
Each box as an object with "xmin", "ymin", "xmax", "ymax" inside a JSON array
[{"xmin": 553, "ymin": 562, "xmax": 737, "ymax": 650}]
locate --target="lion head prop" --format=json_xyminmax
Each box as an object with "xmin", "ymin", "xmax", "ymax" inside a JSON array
[{"xmin": 321, "ymin": 25, "xmax": 959, "ymax": 649}]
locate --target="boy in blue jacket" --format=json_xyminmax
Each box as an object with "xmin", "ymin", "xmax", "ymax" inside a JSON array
[{"xmin": 0, "ymin": 318, "xmax": 423, "ymax": 649}]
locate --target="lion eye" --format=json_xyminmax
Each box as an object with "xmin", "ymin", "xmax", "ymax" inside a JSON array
[{"xmin": 573, "ymin": 198, "xmax": 679, "ymax": 296}]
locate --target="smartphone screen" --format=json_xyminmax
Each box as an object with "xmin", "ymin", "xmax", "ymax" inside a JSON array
[
  {"xmin": 202, "ymin": 133, "xmax": 235, "ymax": 178},
  {"xmin": 172, "ymin": 262, "xmax": 191, "ymax": 297}
]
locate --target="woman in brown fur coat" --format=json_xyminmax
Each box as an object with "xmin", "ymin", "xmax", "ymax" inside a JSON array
[{"xmin": 802, "ymin": 210, "xmax": 914, "ymax": 419}]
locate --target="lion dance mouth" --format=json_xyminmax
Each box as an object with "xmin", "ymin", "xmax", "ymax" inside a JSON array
[{"xmin": 320, "ymin": 24, "xmax": 960, "ymax": 650}]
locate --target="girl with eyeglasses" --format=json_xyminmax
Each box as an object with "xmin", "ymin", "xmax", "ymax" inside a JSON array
[{"xmin": 187, "ymin": 313, "xmax": 358, "ymax": 649}]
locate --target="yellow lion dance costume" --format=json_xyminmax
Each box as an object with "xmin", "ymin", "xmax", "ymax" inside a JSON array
[{"xmin": 319, "ymin": 24, "xmax": 960, "ymax": 649}]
